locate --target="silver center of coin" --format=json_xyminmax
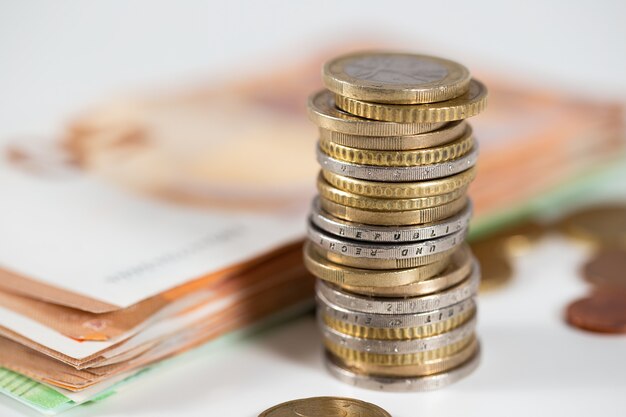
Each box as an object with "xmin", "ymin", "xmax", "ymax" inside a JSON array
[{"xmin": 344, "ymin": 55, "xmax": 448, "ymax": 85}]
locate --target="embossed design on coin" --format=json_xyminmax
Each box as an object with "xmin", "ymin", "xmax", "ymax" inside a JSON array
[{"xmin": 344, "ymin": 55, "xmax": 448, "ymax": 85}]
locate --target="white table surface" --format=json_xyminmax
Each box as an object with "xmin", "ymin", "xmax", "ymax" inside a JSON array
[{"xmin": 1, "ymin": 1, "xmax": 625, "ymax": 416}]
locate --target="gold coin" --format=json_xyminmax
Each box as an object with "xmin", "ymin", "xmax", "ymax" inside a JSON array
[
  {"xmin": 332, "ymin": 337, "xmax": 479, "ymax": 378},
  {"xmin": 322, "ymin": 306, "xmax": 475, "ymax": 340},
  {"xmin": 317, "ymin": 173, "xmax": 468, "ymax": 212},
  {"xmin": 471, "ymin": 239, "xmax": 513, "ymax": 293},
  {"xmin": 307, "ymin": 89, "xmax": 445, "ymax": 136},
  {"xmin": 319, "ymin": 120, "xmax": 467, "ymax": 151},
  {"xmin": 322, "ymin": 167, "xmax": 476, "ymax": 199},
  {"xmin": 303, "ymin": 241, "xmax": 448, "ymax": 287},
  {"xmin": 323, "ymin": 52, "xmax": 471, "ymax": 104},
  {"xmin": 324, "ymin": 334, "xmax": 474, "ymax": 366},
  {"xmin": 342, "ymin": 244, "xmax": 473, "ymax": 296},
  {"xmin": 320, "ymin": 195, "xmax": 468, "ymax": 226},
  {"xmin": 556, "ymin": 205, "xmax": 626, "ymax": 248},
  {"xmin": 319, "ymin": 126, "xmax": 474, "ymax": 167},
  {"xmin": 313, "ymin": 243, "xmax": 455, "ymax": 270},
  {"xmin": 335, "ymin": 79, "xmax": 487, "ymax": 123},
  {"xmin": 259, "ymin": 396, "xmax": 391, "ymax": 417}
]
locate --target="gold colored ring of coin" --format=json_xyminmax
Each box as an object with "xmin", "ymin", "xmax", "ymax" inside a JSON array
[
  {"xmin": 322, "ymin": 168, "xmax": 476, "ymax": 199},
  {"xmin": 317, "ymin": 174, "xmax": 468, "ymax": 212},
  {"xmin": 335, "ymin": 79, "xmax": 488, "ymax": 123},
  {"xmin": 308, "ymin": 90, "xmax": 446, "ymax": 136},
  {"xmin": 311, "ymin": 243, "xmax": 456, "ymax": 270},
  {"xmin": 318, "ymin": 121, "xmax": 467, "ymax": 151},
  {"xmin": 323, "ymin": 334, "xmax": 475, "ymax": 366},
  {"xmin": 259, "ymin": 396, "xmax": 391, "ymax": 417},
  {"xmin": 319, "ymin": 128, "xmax": 474, "ymax": 167},
  {"xmin": 321, "ymin": 306, "xmax": 475, "ymax": 340},
  {"xmin": 303, "ymin": 241, "xmax": 449, "ymax": 287},
  {"xmin": 322, "ymin": 52, "xmax": 471, "ymax": 105},
  {"xmin": 341, "ymin": 245, "xmax": 473, "ymax": 296},
  {"xmin": 320, "ymin": 195, "xmax": 468, "ymax": 226},
  {"xmin": 332, "ymin": 337, "xmax": 479, "ymax": 378}
]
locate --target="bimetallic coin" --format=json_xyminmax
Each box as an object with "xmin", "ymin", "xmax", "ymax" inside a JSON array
[
  {"xmin": 582, "ymin": 249, "xmax": 626, "ymax": 289},
  {"xmin": 303, "ymin": 242, "xmax": 449, "ymax": 287},
  {"xmin": 318, "ymin": 127, "xmax": 474, "ymax": 167},
  {"xmin": 333, "ymin": 337, "xmax": 479, "ymax": 378},
  {"xmin": 324, "ymin": 347, "xmax": 480, "ymax": 392},
  {"xmin": 317, "ymin": 244, "xmax": 455, "ymax": 269},
  {"xmin": 259, "ymin": 396, "xmax": 391, "ymax": 417},
  {"xmin": 335, "ymin": 79, "xmax": 488, "ymax": 123},
  {"xmin": 322, "ymin": 167, "xmax": 476, "ymax": 199},
  {"xmin": 566, "ymin": 290, "xmax": 626, "ymax": 334},
  {"xmin": 320, "ymin": 195, "xmax": 468, "ymax": 226},
  {"xmin": 317, "ymin": 145, "xmax": 478, "ymax": 182},
  {"xmin": 308, "ymin": 223, "xmax": 465, "ymax": 260},
  {"xmin": 317, "ymin": 173, "xmax": 468, "ymax": 212},
  {"xmin": 324, "ymin": 335, "xmax": 474, "ymax": 367},
  {"xmin": 320, "ymin": 314, "xmax": 476, "ymax": 354},
  {"xmin": 319, "ymin": 295, "xmax": 475, "ymax": 339},
  {"xmin": 308, "ymin": 90, "xmax": 445, "ymax": 136},
  {"xmin": 317, "ymin": 265, "xmax": 479, "ymax": 314},
  {"xmin": 341, "ymin": 246, "xmax": 473, "ymax": 297},
  {"xmin": 319, "ymin": 121, "xmax": 467, "ymax": 151},
  {"xmin": 323, "ymin": 52, "xmax": 471, "ymax": 104},
  {"xmin": 310, "ymin": 198, "xmax": 472, "ymax": 242},
  {"xmin": 557, "ymin": 205, "xmax": 626, "ymax": 248}
]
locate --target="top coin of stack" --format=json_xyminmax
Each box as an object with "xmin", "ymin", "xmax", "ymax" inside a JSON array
[{"xmin": 305, "ymin": 51, "xmax": 487, "ymax": 391}]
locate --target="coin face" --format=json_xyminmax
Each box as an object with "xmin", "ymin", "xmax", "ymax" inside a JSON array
[
  {"xmin": 558, "ymin": 205, "xmax": 626, "ymax": 248},
  {"xmin": 566, "ymin": 290, "xmax": 626, "ymax": 334},
  {"xmin": 582, "ymin": 249, "xmax": 626, "ymax": 288},
  {"xmin": 323, "ymin": 52, "xmax": 471, "ymax": 104},
  {"xmin": 259, "ymin": 396, "xmax": 391, "ymax": 417}
]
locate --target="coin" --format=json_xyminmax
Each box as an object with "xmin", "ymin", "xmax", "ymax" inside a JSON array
[
  {"xmin": 341, "ymin": 246, "xmax": 473, "ymax": 297},
  {"xmin": 322, "ymin": 167, "xmax": 476, "ymax": 199},
  {"xmin": 316, "ymin": 244, "xmax": 455, "ymax": 269},
  {"xmin": 335, "ymin": 79, "xmax": 487, "ymax": 123},
  {"xmin": 557, "ymin": 205, "xmax": 626, "ymax": 248},
  {"xmin": 324, "ymin": 345, "xmax": 480, "ymax": 392},
  {"xmin": 310, "ymin": 198, "xmax": 472, "ymax": 242},
  {"xmin": 317, "ymin": 144, "xmax": 478, "ymax": 182},
  {"xmin": 582, "ymin": 249, "xmax": 626, "ymax": 289},
  {"xmin": 317, "ymin": 173, "xmax": 468, "ymax": 212},
  {"xmin": 319, "ymin": 120, "xmax": 467, "ymax": 151},
  {"xmin": 323, "ymin": 52, "xmax": 471, "ymax": 104},
  {"xmin": 317, "ymin": 266, "xmax": 479, "ymax": 314},
  {"xmin": 565, "ymin": 289, "xmax": 626, "ymax": 334},
  {"xmin": 320, "ymin": 195, "xmax": 468, "ymax": 226},
  {"xmin": 319, "ymin": 296, "xmax": 475, "ymax": 339},
  {"xmin": 303, "ymin": 241, "xmax": 448, "ymax": 287},
  {"xmin": 471, "ymin": 239, "xmax": 513, "ymax": 293},
  {"xmin": 324, "ymin": 335, "xmax": 474, "ymax": 366},
  {"xmin": 308, "ymin": 89, "xmax": 445, "ymax": 136},
  {"xmin": 320, "ymin": 315, "xmax": 476, "ymax": 354},
  {"xmin": 319, "ymin": 127, "xmax": 474, "ymax": 167},
  {"xmin": 332, "ymin": 337, "xmax": 479, "ymax": 378},
  {"xmin": 259, "ymin": 396, "xmax": 391, "ymax": 417}
]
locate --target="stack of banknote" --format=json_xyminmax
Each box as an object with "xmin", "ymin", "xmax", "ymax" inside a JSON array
[{"xmin": 0, "ymin": 43, "xmax": 622, "ymax": 414}]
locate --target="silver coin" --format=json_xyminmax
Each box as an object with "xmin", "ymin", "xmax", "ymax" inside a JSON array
[
  {"xmin": 324, "ymin": 346, "xmax": 480, "ymax": 392},
  {"xmin": 310, "ymin": 198, "xmax": 472, "ymax": 242},
  {"xmin": 317, "ymin": 144, "xmax": 478, "ymax": 182},
  {"xmin": 318, "ymin": 292, "xmax": 476, "ymax": 330},
  {"xmin": 320, "ymin": 314, "xmax": 476, "ymax": 354},
  {"xmin": 316, "ymin": 263, "xmax": 480, "ymax": 314}
]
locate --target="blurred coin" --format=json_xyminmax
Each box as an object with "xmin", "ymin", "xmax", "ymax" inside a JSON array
[
  {"xmin": 308, "ymin": 90, "xmax": 444, "ymax": 136},
  {"xmin": 471, "ymin": 239, "xmax": 512, "ymax": 293},
  {"xmin": 582, "ymin": 249, "xmax": 626, "ymax": 289},
  {"xmin": 557, "ymin": 205, "xmax": 626, "ymax": 248},
  {"xmin": 323, "ymin": 52, "xmax": 471, "ymax": 104},
  {"xmin": 335, "ymin": 80, "xmax": 487, "ymax": 123},
  {"xmin": 566, "ymin": 290, "xmax": 626, "ymax": 334},
  {"xmin": 259, "ymin": 396, "xmax": 391, "ymax": 417}
]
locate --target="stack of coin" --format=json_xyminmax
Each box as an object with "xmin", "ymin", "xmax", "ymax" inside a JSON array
[{"xmin": 304, "ymin": 52, "xmax": 487, "ymax": 391}]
